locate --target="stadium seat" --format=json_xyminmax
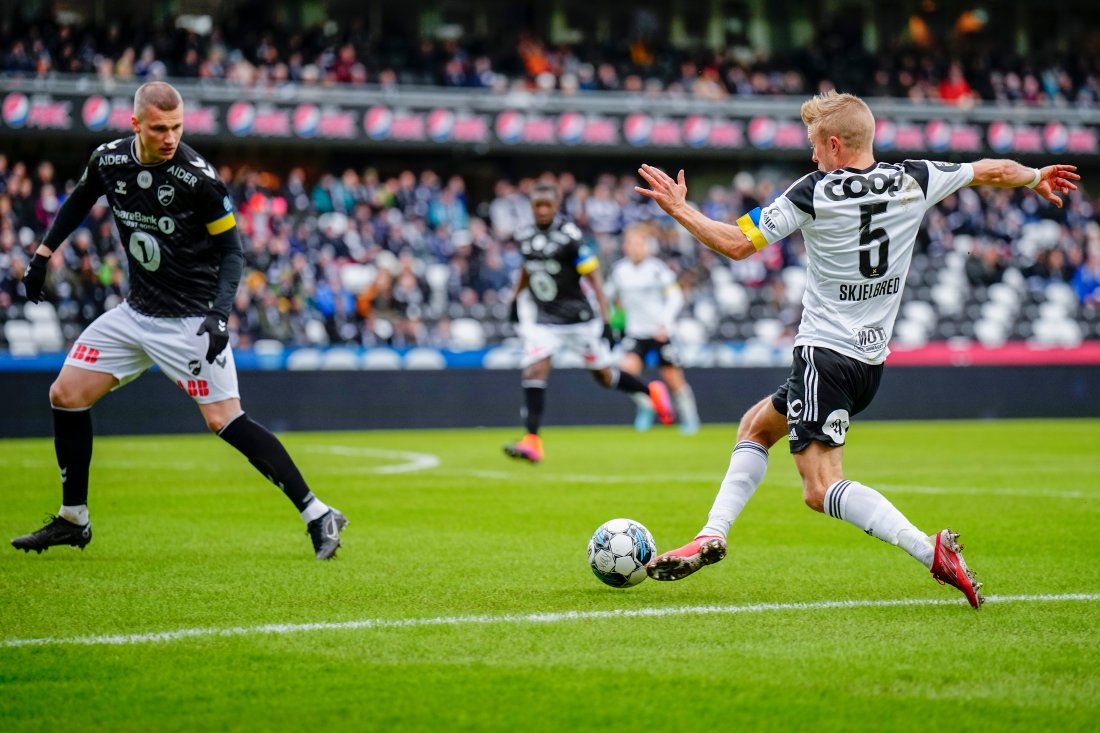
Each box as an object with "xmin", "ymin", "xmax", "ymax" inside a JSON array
[
  {"xmin": 482, "ymin": 346, "xmax": 523, "ymax": 369},
  {"xmin": 403, "ymin": 348, "xmax": 447, "ymax": 370},
  {"xmin": 693, "ymin": 300, "xmax": 719, "ymax": 330},
  {"xmin": 361, "ymin": 348, "xmax": 402, "ymax": 370},
  {"xmin": 676, "ymin": 317, "xmax": 708, "ymax": 346},
  {"xmin": 305, "ymin": 319, "xmax": 329, "ymax": 346},
  {"xmin": 893, "ymin": 319, "xmax": 929, "ymax": 349},
  {"xmin": 3, "ymin": 320, "xmax": 37, "ymax": 356},
  {"xmin": 740, "ymin": 341, "xmax": 780, "ymax": 367},
  {"xmin": 320, "ymin": 348, "xmax": 360, "ymax": 370},
  {"xmin": 450, "ymin": 318, "xmax": 487, "ymax": 351},
  {"xmin": 714, "ymin": 282, "xmax": 749, "ymax": 317},
  {"xmin": 781, "ymin": 267, "xmax": 807, "ymax": 305},
  {"xmin": 974, "ymin": 319, "xmax": 1007, "ymax": 348},
  {"xmin": 23, "ymin": 301, "xmax": 60, "ymax": 325},
  {"xmin": 339, "ymin": 264, "xmax": 377, "ymax": 294},
  {"xmin": 754, "ymin": 318, "xmax": 785, "ymax": 345},
  {"xmin": 286, "ymin": 348, "xmax": 323, "ymax": 370},
  {"xmin": 31, "ymin": 321, "xmax": 65, "ymax": 352}
]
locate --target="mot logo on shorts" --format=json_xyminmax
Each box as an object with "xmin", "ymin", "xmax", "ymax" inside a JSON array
[{"xmin": 188, "ymin": 359, "xmax": 202, "ymax": 376}]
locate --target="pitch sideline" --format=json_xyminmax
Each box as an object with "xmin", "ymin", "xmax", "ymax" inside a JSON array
[{"xmin": 3, "ymin": 593, "xmax": 1097, "ymax": 649}]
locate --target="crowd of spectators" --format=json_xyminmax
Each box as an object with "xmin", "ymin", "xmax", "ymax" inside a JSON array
[
  {"xmin": 4, "ymin": 11, "xmax": 1100, "ymax": 107},
  {"xmin": 1, "ymin": 153, "xmax": 1098, "ymax": 354}
]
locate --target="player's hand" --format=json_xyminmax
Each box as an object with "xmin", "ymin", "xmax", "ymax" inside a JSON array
[
  {"xmin": 602, "ymin": 323, "xmax": 621, "ymax": 348},
  {"xmin": 635, "ymin": 164, "xmax": 688, "ymax": 217},
  {"xmin": 508, "ymin": 299, "xmax": 519, "ymax": 323},
  {"xmin": 22, "ymin": 253, "xmax": 49, "ymax": 303},
  {"xmin": 1033, "ymin": 165, "xmax": 1080, "ymax": 209},
  {"xmin": 196, "ymin": 313, "xmax": 229, "ymax": 364}
]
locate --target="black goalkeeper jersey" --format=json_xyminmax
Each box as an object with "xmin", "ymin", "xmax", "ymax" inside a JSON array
[
  {"xmin": 515, "ymin": 216, "xmax": 600, "ymax": 324},
  {"xmin": 75, "ymin": 137, "xmax": 236, "ymax": 317}
]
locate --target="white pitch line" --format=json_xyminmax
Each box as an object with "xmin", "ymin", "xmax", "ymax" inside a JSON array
[
  {"xmin": 302, "ymin": 446, "xmax": 440, "ymax": 474},
  {"xmin": 3, "ymin": 593, "xmax": 1096, "ymax": 649}
]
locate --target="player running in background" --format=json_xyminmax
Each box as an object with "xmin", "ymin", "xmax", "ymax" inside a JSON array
[
  {"xmin": 636, "ymin": 90, "xmax": 1079, "ymax": 608},
  {"xmin": 504, "ymin": 183, "xmax": 673, "ymax": 464},
  {"xmin": 12, "ymin": 82, "xmax": 349, "ymax": 560},
  {"xmin": 607, "ymin": 224, "xmax": 701, "ymax": 434}
]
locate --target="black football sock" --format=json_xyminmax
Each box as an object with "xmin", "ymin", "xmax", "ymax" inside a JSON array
[
  {"xmin": 52, "ymin": 406, "xmax": 92, "ymax": 509},
  {"xmin": 613, "ymin": 369, "xmax": 649, "ymax": 395},
  {"xmin": 522, "ymin": 379, "xmax": 546, "ymax": 435},
  {"xmin": 218, "ymin": 413, "xmax": 316, "ymax": 512}
]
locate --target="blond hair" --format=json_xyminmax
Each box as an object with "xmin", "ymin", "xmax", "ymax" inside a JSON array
[
  {"xmin": 133, "ymin": 82, "xmax": 182, "ymax": 117},
  {"xmin": 799, "ymin": 90, "xmax": 875, "ymax": 152}
]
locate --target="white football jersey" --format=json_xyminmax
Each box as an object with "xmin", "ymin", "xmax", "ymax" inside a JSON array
[
  {"xmin": 738, "ymin": 160, "xmax": 974, "ymax": 363},
  {"xmin": 607, "ymin": 257, "xmax": 682, "ymax": 338}
]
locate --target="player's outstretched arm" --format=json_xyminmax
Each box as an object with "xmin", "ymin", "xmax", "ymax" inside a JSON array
[
  {"xmin": 635, "ymin": 164, "xmax": 756, "ymax": 261},
  {"xmin": 970, "ymin": 159, "xmax": 1080, "ymax": 208}
]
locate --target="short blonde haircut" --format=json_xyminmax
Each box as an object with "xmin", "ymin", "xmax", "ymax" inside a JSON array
[
  {"xmin": 800, "ymin": 90, "xmax": 875, "ymax": 152},
  {"xmin": 133, "ymin": 82, "xmax": 182, "ymax": 117}
]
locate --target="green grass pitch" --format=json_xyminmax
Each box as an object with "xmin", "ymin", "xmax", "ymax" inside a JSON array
[{"xmin": 1, "ymin": 419, "xmax": 1098, "ymax": 732}]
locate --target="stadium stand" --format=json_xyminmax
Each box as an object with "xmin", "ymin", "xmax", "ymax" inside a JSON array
[{"xmin": 1, "ymin": 155, "xmax": 1098, "ymax": 359}]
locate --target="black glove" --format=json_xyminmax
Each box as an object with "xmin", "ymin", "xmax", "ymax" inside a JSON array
[
  {"xmin": 602, "ymin": 323, "xmax": 620, "ymax": 348},
  {"xmin": 508, "ymin": 299, "xmax": 519, "ymax": 323},
  {"xmin": 22, "ymin": 253, "xmax": 49, "ymax": 303},
  {"xmin": 196, "ymin": 313, "xmax": 230, "ymax": 364}
]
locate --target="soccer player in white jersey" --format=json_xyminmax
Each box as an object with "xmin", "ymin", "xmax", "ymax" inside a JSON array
[
  {"xmin": 608, "ymin": 224, "xmax": 701, "ymax": 434},
  {"xmin": 635, "ymin": 90, "xmax": 1079, "ymax": 609}
]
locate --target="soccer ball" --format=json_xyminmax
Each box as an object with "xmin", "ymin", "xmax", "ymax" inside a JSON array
[{"xmin": 587, "ymin": 518, "xmax": 657, "ymax": 588}]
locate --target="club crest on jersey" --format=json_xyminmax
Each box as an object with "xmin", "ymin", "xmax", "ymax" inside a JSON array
[
  {"xmin": 188, "ymin": 359, "xmax": 202, "ymax": 376},
  {"xmin": 137, "ymin": 171, "xmax": 153, "ymax": 189},
  {"xmin": 157, "ymin": 185, "xmax": 175, "ymax": 206}
]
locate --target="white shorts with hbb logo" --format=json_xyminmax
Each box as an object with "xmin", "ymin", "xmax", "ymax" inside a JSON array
[{"xmin": 64, "ymin": 300, "xmax": 240, "ymax": 404}]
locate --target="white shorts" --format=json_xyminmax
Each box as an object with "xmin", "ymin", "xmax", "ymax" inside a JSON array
[
  {"xmin": 521, "ymin": 319, "xmax": 612, "ymax": 369},
  {"xmin": 65, "ymin": 301, "xmax": 240, "ymax": 404}
]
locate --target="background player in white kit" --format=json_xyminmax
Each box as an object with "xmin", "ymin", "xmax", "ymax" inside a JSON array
[
  {"xmin": 608, "ymin": 224, "xmax": 700, "ymax": 434},
  {"xmin": 12, "ymin": 82, "xmax": 348, "ymax": 560},
  {"xmin": 636, "ymin": 90, "xmax": 1079, "ymax": 608}
]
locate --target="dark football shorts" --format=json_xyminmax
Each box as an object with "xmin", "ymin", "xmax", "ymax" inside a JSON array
[
  {"xmin": 771, "ymin": 345, "xmax": 883, "ymax": 453},
  {"xmin": 621, "ymin": 337, "xmax": 682, "ymax": 368}
]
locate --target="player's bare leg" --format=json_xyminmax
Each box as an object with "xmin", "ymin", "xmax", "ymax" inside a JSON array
[
  {"xmin": 795, "ymin": 442, "xmax": 983, "ymax": 609},
  {"xmin": 648, "ymin": 397, "xmax": 785, "ymax": 580},
  {"xmin": 660, "ymin": 363, "xmax": 700, "ymax": 434},
  {"xmin": 205, "ymin": 398, "xmax": 347, "ymax": 559},
  {"xmin": 505, "ymin": 356, "xmax": 550, "ymax": 463},
  {"xmin": 11, "ymin": 366, "xmax": 116, "ymax": 554}
]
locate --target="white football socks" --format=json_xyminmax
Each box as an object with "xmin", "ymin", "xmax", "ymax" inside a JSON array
[
  {"xmin": 300, "ymin": 498, "xmax": 331, "ymax": 523},
  {"xmin": 59, "ymin": 504, "xmax": 89, "ymax": 526},
  {"xmin": 673, "ymin": 385, "xmax": 700, "ymax": 425},
  {"xmin": 823, "ymin": 480, "xmax": 934, "ymax": 567},
  {"xmin": 700, "ymin": 440, "xmax": 769, "ymax": 539}
]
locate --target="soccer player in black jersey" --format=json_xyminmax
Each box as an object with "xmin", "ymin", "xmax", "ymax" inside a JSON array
[
  {"xmin": 12, "ymin": 82, "xmax": 348, "ymax": 560},
  {"xmin": 503, "ymin": 182, "xmax": 673, "ymax": 463}
]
